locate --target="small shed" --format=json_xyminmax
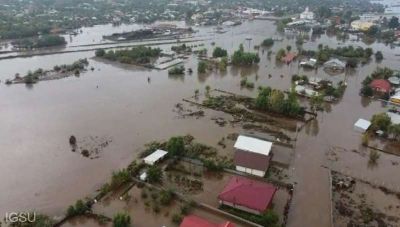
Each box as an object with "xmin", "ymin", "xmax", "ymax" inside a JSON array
[
  {"xmin": 354, "ymin": 119, "xmax": 371, "ymax": 133},
  {"xmin": 143, "ymin": 149, "xmax": 168, "ymax": 166}
]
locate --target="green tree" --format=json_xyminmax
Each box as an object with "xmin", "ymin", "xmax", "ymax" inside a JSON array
[
  {"xmin": 95, "ymin": 49, "xmax": 105, "ymax": 57},
  {"xmin": 269, "ymin": 90, "xmax": 285, "ymax": 113},
  {"xmin": 219, "ymin": 57, "xmax": 228, "ymax": 71},
  {"xmin": 371, "ymin": 113, "xmax": 391, "ymax": 132},
  {"xmin": 167, "ymin": 137, "xmax": 185, "ymax": 156},
  {"xmin": 261, "ymin": 38, "xmax": 274, "ymax": 47},
  {"xmin": 388, "ymin": 124, "xmax": 400, "ymax": 141},
  {"xmin": 113, "ymin": 213, "xmax": 131, "ymax": 227},
  {"xmin": 212, "ymin": 47, "xmax": 228, "ymax": 58},
  {"xmin": 388, "ymin": 16, "xmax": 399, "ymax": 29},
  {"xmin": 310, "ymin": 94, "xmax": 324, "ymax": 112},
  {"xmin": 375, "ymin": 51, "xmax": 383, "ymax": 61},
  {"xmin": 198, "ymin": 61, "xmax": 207, "ymax": 73},
  {"xmin": 147, "ymin": 166, "xmax": 163, "ymax": 183}
]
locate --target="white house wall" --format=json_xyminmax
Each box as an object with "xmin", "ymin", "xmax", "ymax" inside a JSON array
[{"xmin": 236, "ymin": 166, "xmax": 265, "ymax": 177}]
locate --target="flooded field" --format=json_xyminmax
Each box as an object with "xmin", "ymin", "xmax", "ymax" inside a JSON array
[{"xmin": 1, "ymin": 19, "xmax": 400, "ymax": 227}]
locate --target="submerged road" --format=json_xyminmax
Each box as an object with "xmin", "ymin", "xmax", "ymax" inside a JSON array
[{"xmin": 287, "ymin": 129, "xmax": 332, "ymax": 227}]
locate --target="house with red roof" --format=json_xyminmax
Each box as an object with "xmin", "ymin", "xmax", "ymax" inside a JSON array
[
  {"xmin": 370, "ymin": 79, "xmax": 391, "ymax": 94},
  {"xmin": 180, "ymin": 215, "xmax": 235, "ymax": 227},
  {"xmin": 218, "ymin": 176, "xmax": 277, "ymax": 214},
  {"xmin": 282, "ymin": 52, "xmax": 297, "ymax": 64}
]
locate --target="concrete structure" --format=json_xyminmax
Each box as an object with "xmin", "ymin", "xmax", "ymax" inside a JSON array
[
  {"xmin": 300, "ymin": 7, "xmax": 314, "ymax": 20},
  {"xmin": 233, "ymin": 135, "xmax": 273, "ymax": 177},
  {"xmin": 351, "ymin": 20, "xmax": 375, "ymax": 31},
  {"xmin": 354, "ymin": 119, "xmax": 371, "ymax": 133},
  {"xmin": 143, "ymin": 149, "xmax": 168, "ymax": 165},
  {"xmin": 180, "ymin": 215, "xmax": 235, "ymax": 227},
  {"xmin": 218, "ymin": 176, "xmax": 277, "ymax": 215}
]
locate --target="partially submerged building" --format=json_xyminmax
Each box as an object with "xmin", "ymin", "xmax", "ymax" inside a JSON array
[
  {"xmin": 369, "ymin": 79, "xmax": 392, "ymax": 94},
  {"xmin": 180, "ymin": 215, "xmax": 235, "ymax": 227},
  {"xmin": 218, "ymin": 176, "xmax": 277, "ymax": 214},
  {"xmin": 300, "ymin": 58, "xmax": 317, "ymax": 68},
  {"xmin": 323, "ymin": 59, "xmax": 346, "ymax": 72},
  {"xmin": 282, "ymin": 52, "xmax": 297, "ymax": 64},
  {"xmin": 354, "ymin": 118, "xmax": 371, "ymax": 133},
  {"xmin": 143, "ymin": 149, "xmax": 168, "ymax": 165},
  {"xmin": 233, "ymin": 135, "xmax": 273, "ymax": 177},
  {"xmin": 295, "ymin": 85, "xmax": 319, "ymax": 97}
]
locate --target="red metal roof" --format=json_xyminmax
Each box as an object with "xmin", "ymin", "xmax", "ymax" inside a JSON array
[
  {"xmin": 282, "ymin": 52, "xmax": 297, "ymax": 63},
  {"xmin": 180, "ymin": 215, "xmax": 235, "ymax": 227},
  {"xmin": 370, "ymin": 79, "xmax": 391, "ymax": 93},
  {"xmin": 218, "ymin": 176, "xmax": 277, "ymax": 212}
]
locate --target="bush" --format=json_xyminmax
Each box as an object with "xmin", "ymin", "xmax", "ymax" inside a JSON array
[
  {"xmin": 375, "ymin": 51, "xmax": 383, "ymax": 61},
  {"xmin": 212, "ymin": 47, "xmax": 228, "ymax": 58},
  {"xmin": 261, "ymin": 38, "xmax": 274, "ymax": 47},
  {"xmin": 110, "ymin": 169, "xmax": 131, "ymax": 190},
  {"xmin": 171, "ymin": 213, "xmax": 183, "ymax": 224},
  {"xmin": 168, "ymin": 66, "xmax": 185, "ymax": 75},
  {"xmin": 95, "ymin": 49, "xmax": 106, "ymax": 57},
  {"xmin": 160, "ymin": 189, "xmax": 175, "ymax": 205},
  {"xmin": 198, "ymin": 61, "xmax": 207, "ymax": 73},
  {"xmin": 147, "ymin": 166, "xmax": 163, "ymax": 183},
  {"xmin": 113, "ymin": 213, "xmax": 131, "ymax": 227},
  {"xmin": 66, "ymin": 200, "xmax": 90, "ymax": 217},
  {"xmin": 167, "ymin": 137, "xmax": 185, "ymax": 156}
]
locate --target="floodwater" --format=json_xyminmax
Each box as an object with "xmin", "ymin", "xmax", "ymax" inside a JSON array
[{"xmin": 1, "ymin": 19, "xmax": 400, "ymax": 227}]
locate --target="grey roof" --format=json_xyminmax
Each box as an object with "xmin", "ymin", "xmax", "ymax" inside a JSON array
[{"xmin": 323, "ymin": 58, "xmax": 346, "ymax": 68}]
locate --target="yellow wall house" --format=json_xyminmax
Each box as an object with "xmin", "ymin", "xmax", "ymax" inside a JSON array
[
  {"xmin": 390, "ymin": 93, "xmax": 400, "ymax": 104},
  {"xmin": 351, "ymin": 20, "xmax": 375, "ymax": 31}
]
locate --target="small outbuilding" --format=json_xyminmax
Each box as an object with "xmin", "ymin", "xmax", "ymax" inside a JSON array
[
  {"xmin": 143, "ymin": 149, "xmax": 168, "ymax": 166},
  {"xmin": 233, "ymin": 135, "xmax": 273, "ymax": 177},
  {"xmin": 354, "ymin": 118, "xmax": 371, "ymax": 133}
]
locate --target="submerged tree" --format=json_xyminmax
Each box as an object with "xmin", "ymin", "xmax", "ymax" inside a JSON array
[{"xmin": 113, "ymin": 213, "xmax": 131, "ymax": 227}]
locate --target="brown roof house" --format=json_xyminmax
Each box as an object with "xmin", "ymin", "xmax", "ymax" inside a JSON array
[{"xmin": 233, "ymin": 135, "xmax": 273, "ymax": 177}]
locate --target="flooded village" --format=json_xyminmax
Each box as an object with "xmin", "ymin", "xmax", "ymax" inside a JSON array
[{"xmin": 1, "ymin": 0, "xmax": 400, "ymax": 227}]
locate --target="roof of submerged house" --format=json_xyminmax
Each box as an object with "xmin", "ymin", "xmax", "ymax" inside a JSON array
[
  {"xmin": 180, "ymin": 215, "xmax": 235, "ymax": 227},
  {"xmin": 218, "ymin": 176, "xmax": 277, "ymax": 212},
  {"xmin": 370, "ymin": 79, "xmax": 391, "ymax": 93},
  {"xmin": 234, "ymin": 135, "xmax": 273, "ymax": 156}
]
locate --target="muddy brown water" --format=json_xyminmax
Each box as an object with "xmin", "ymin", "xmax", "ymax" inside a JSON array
[{"xmin": 1, "ymin": 20, "xmax": 400, "ymax": 227}]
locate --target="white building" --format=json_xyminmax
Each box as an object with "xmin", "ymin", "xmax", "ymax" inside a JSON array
[
  {"xmin": 300, "ymin": 7, "xmax": 314, "ymax": 21},
  {"xmin": 233, "ymin": 135, "xmax": 273, "ymax": 177},
  {"xmin": 143, "ymin": 149, "xmax": 168, "ymax": 166},
  {"xmin": 354, "ymin": 119, "xmax": 371, "ymax": 133}
]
